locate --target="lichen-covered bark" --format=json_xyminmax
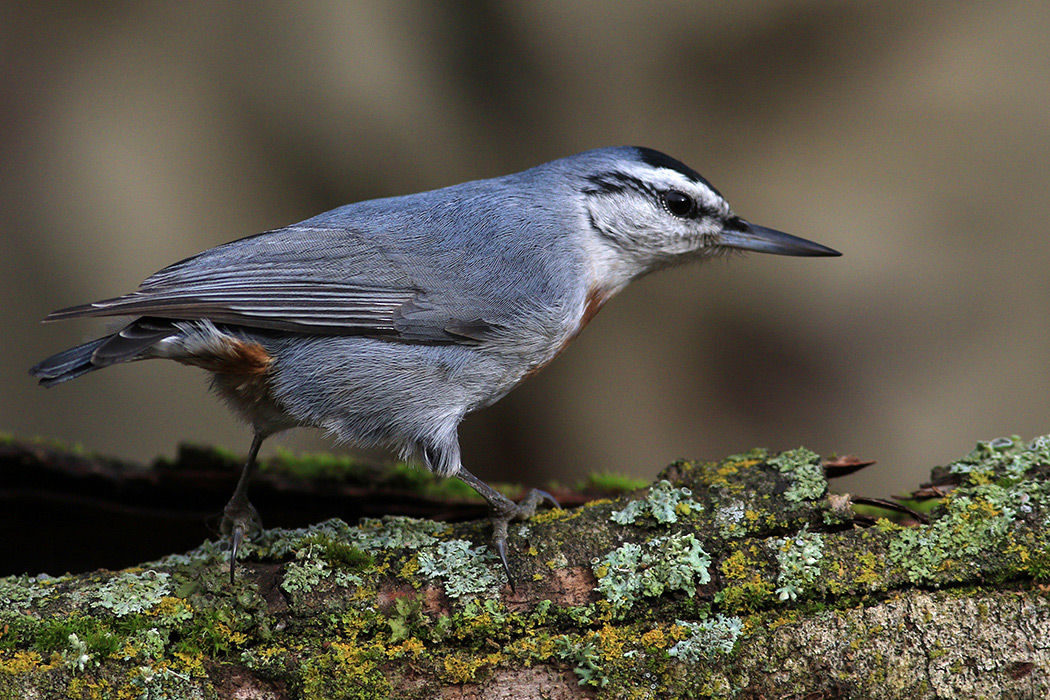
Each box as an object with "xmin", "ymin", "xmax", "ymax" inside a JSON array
[{"xmin": 2, "ymin": 436, "xmax": 1049, "ymax": 699}]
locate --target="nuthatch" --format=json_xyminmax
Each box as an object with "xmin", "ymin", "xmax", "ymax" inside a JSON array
[{"xmin": 31, "ymin": 147, "xmax": 839, "ymax": 582}]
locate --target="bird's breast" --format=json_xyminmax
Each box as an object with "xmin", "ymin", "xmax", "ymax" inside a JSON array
[{"xmin": 520, "ymin": 284, "xmax": 610, "ymax": 382}]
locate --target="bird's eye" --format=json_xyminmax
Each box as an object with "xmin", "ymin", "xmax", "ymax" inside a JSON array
[{"xmin": 663, "ymin": 191, "xmax": 694, "ymax": 218}]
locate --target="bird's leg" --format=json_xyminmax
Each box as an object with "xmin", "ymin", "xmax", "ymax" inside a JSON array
[
  {"xmin": 220, "ymin": 433, "xmax": 265, "ymax": 584},
  {"xmin": 456, "ymin": 466, "xmax": 559, "ymax": 584}
]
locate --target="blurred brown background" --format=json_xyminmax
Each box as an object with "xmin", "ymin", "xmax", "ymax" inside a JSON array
[{"xmin": 3, "ymin": 2, "xmax": 1049, "ymax": 501}]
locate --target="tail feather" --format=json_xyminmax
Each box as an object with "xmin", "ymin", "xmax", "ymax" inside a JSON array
[
  {"xmin": 30, "ymin": 337, "xmax": 109, "ymax": 387},
  {"xmin": 30, "ymin": 318, "xmax": 179, "ymax": 387},
  {"xmin": 92, "ymin": 318, "xmax": 178, "ymax": 367}
]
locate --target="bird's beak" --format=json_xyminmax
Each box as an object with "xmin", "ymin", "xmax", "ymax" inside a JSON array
[{"xmin": 719, "ymin": 221, "xmax": 841, "ymax": 257}]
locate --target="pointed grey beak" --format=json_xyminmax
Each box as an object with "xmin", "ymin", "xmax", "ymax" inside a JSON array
[{"xmin": 719, "ymin": 221, "xmax": 841, "ymax": 257}]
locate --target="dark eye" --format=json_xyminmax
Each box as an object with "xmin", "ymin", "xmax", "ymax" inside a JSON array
[{"xmin": 663, "ymin": 190, "xmax": 694, "ymax": 218}]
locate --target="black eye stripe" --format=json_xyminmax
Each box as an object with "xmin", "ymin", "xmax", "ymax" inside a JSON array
[{"xmin": 583, "ymin": 172, "xmax": 720, "ymax": 220}]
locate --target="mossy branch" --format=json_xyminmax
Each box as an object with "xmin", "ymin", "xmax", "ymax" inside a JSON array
[{"xmin": 2, "ymin": 436, "xmax": 1050, "ymax": 699}]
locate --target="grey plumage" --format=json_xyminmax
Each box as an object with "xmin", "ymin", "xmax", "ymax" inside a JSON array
[{"xmin": 31, "ymin": 146, "xmax": 839, "ymax": 582}]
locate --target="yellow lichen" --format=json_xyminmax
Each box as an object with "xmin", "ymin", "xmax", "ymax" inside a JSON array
[
  {"xmin": 150, "ymin": 596, "xmax": 192, "ymax": 620},
  {"xmin": 398, "ymin": 557, "xmax": 420, "ymax": 580},
  {"xmin": 596, "ymin": 625, "xmax": 628, "ymax": 659},
  {"xmin": 387, "ymin": 637, "xmax": 426, "ymax": 658},
  {"xmin": 531, "ymin": 507, "xmax": 582, "ymax": 526},
  {"xmin": 442, "ymin": 652, "xmax": 501, "ymax": 683},
  {"xmin": 0, "ymin": 650, "xmax": 45, "ymax": 675},
  {"xmin": 720, "ymin": 551, "xmax": 749, "ymax": 581},
  {"xmin": 640, "ymin": 627, "xmax": 667, "ymax": 649},
  {"xmin": 172, "ymin": 651, "xmax": 206, "ymax": 676}
]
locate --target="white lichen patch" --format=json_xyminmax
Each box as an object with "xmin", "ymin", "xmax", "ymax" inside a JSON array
[
  {"xmin": 770, "ymin": 529, "xmax": 824, "ymax": 601},
  {"xmin": 668, "ymin": 615, "xmax": 744, "ymax": 662},
  {"xmin": 610, "ymin": 479, "xmax": 701, "ymax": 525},
  {"xmin": 89, "ymin": 571, "xmax": 172, "ymax": 616},
  {"xmin": 594, "ymin": 533, "xmax": 711, "ymax": 609},
  {"xmin": 417, "ymin": 539, "xmax": 500, "ymax": 600},
  {"xmin": 0, "ymin": 573, "xmax": 59, "ymax": 610},
  {"xmin": 768, "ymin": 448, "xmax": 826, "ymax": 503},
  {"xmin": 948, "ymin": 435, "xmax": 1050, "ymax": 480},
  {"xmin": 715, "ymin": 501, "xmax": 747, "ymax": 539}
]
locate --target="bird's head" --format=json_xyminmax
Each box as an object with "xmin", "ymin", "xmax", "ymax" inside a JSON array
[{"xmin": 570, "ymin": 147, "xmax": 839, "ymax": 291}]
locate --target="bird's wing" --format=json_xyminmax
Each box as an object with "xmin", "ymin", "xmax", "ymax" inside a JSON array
[{"xmin": 44, "ymin": 225, "xmax": 507, "ymax": 345}]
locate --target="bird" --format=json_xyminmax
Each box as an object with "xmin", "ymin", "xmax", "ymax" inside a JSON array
[{"xmin": 30, "ymin": 146, "xmax": 840, "ymax": 583}]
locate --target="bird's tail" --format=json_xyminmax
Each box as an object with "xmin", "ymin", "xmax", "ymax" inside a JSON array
[
  {"xmin": 30, "ymin": 337, "xmax": 110, "ymax": 387},
  {"xmin": 30, "ymin": 318, "xmax": 178, "ymax": 387}
]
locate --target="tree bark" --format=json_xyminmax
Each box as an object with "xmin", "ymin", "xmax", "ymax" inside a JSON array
[{"xmin": 1, "ymin": 435, "xmax": 1048, "ymax": 699}]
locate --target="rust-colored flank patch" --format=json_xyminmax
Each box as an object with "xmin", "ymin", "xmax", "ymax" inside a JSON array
[{"xmin": 188, "ymin": 336, "xmax": 274, "ymax": 377}]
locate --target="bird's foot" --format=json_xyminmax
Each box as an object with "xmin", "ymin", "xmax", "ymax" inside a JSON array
[
  {"xmin": 220, "ymin": 499, "xmax": 263, "ymax": 584},
  {"xmin": 489, "ymin": 488, "xmax": 560, "ymax": 586}
]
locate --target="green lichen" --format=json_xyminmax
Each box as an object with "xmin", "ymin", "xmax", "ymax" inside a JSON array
[
  {"xmin": 128, "ymin": 665, "xmax": 202, "ymax": 699},
  {"xmin": 768, "ymin": 447, "xmax": 826, "ymax": 503},
  {"xmin": 668, "ymin": 614, "xmax": 744, "ymax": 662},
  {"xmin": 555, "ymin": 637, "xmax": 607, "ymax": 687},
  {"xmin": 0, "ymin": 574, "xmax": 56, "ymax": 609},
  {"xmin": 89, "ymin": 571, "xmax": 171, "ymax": 617},
  {"xmin": 281, "ymin": 545, "xmax": 333, "ymax": 595},
  {"xmin": 417, "ymin": 540, "xmax": 500, "ymax": 600},
  {"xmin": 888, "ymin": 488, "xmax": 1015, "ymax": 584},
  {"xmin": 6, "ymin": 435, "xmax": 1050, "ymax": 697},
  {"xmin": 947, "ymin": 435, "xmax": 1050, "ymax": 482},
  {"xmin": 610, "ymin": 479, "xmax": 701, "ymax": 525},
  {"xmin": 770, "ymin": 529, "xmax": 824, "ymax": 601},
  {"xmin": 594, "ymin": 533, "xmax": 711, "ymax": 610},
  {"xmin": 347, "ymin": 516, "xmax": 446, "ymax": 552},
  {"xmin": 121, "ymin": 627, "xmax": 168, "ymax": 661}
]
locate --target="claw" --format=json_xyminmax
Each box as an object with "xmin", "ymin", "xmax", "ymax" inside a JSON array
[
  {"xmin": 220, "ymin": 499, "xmax": 262, "ymax": 585},
  {"xmin": 494, "ymin": 537, "xmax": 514, "ymax": 591},
  {"xmin": 532, "ymin": 489, "xmax": 560, "ymax": 510},
  {"xmin": 455, "ymin": 468, "xmax": 560, "ymax": 591},
  {"xmin": 229, "ymin": 525, "xmax": 244, "ymax": 585}
]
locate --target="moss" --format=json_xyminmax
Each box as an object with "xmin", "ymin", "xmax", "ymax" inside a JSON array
[
  {"xmin": 269, "ymin": 446, "xmax": 373, "ymax": 481},
  {"xmin": 580, "ymin": 472, "xmax": 650, "ymax": 495},
  {"xmin": 715, "ymin": 581, "xmax": 777, "ymax": 615},
  {"xmin": 296, "ymin": 533, "xmax": 373, "ymax": 571}
]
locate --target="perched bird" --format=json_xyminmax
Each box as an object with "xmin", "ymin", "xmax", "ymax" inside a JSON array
[{"xmin": 30, "ymin": 146, "xmax": 839, "ymax": 582}]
